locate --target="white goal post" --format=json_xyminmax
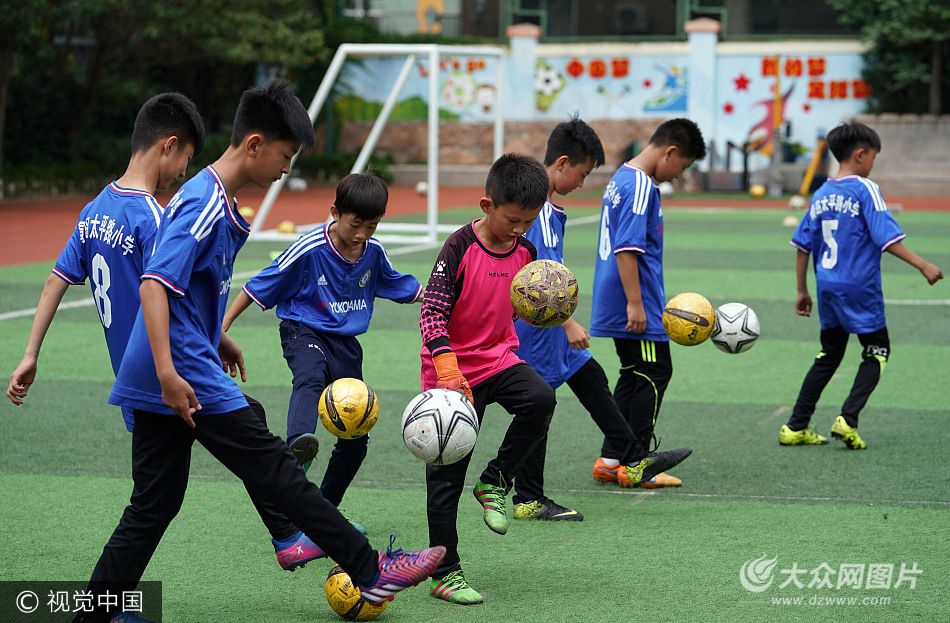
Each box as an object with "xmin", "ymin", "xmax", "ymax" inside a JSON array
[{"xmin": 250, "ymin": 43, "xmax": 506, "ymax": 245}]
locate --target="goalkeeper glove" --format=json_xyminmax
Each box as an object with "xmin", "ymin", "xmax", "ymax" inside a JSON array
[{"xmin": 432, "ymin": 351, "xmax": 474, "ymax": 404}]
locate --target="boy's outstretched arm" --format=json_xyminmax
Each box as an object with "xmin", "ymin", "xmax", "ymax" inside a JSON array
[
  {"xmin": 222, "ymin": 290, "xmax": 253, "ymax": 332},
  {"xmin": 561, "ymin": 317, "xmax": 590, "ymax": 349},
  {"xmin": 219, "ymin": 291, "xmax": 251, "ymax": 381},
  {"xmin": 615, "ymin": 252, "xmax": 646, "ymax": 334},
  {"xmin": 6, "ymin": 275, "xmax": 70, "ymax": 406},
  {"xmin": 795, "ymin": 250, "xmax": 812, "ymax": 317},
  {"xmin": 885, "ymin": 242, "xmax": 944, "ymax": 285},
  {"xmin": 140, "ymin": 279, "xmax": 201, "ymax": 427}
]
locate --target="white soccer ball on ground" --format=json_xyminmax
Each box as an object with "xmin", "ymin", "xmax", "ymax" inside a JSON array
[
  {"xmin": 415, "ymin": 181, "xmax": 429, "ymax": 195},
  {"xmin": 402, "ymin": 389, "xmax": 479, "ymax": 465},
  {"xmin": 710, "ymin": 302, "xmax": 760, "ymax": 354}
]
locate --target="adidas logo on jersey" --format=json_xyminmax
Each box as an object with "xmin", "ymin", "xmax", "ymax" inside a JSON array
[{"xmin": 317, "ymin": 274, "xmax": 328, "ymax": 286}]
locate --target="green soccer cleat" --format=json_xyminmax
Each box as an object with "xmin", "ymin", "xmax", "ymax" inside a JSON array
[
  {"xmin": 339, "ymin": 508, "xmax": 367, "ymax": 535},
  {"xmin": 830, "ymin": 416, "xmax": 867, "ymax": 450},
  {"xmin": 779, "ymin": 424, "xmax": 829, "ymax": 446},
  {"xmin": 289, "ymin": 433, "xmax": 319, "ymax": 474},
  {"xmin": 431, "ymin": 569, "xmax": 484, "ymax": 605},
  {"xmin": 617, "ymin": 448, "xmax": 692, "ymax": 488},
  {"xmin": 473, "ymin": 479, "xmax": 509, "ymax": 535},
  {"xmin": 513, "ymin": 497, "xmax": 583, "ymax": 521}
]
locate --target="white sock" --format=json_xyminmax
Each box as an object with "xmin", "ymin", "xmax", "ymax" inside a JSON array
[{"xmin": 600, "ymin": 458, "xmax": 620, "ymax": 467}]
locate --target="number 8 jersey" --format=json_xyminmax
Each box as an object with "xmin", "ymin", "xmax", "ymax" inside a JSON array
[
  {"xmin": 790, "ymin": 175, "xmax": 905, "ymax": 333},
  {"xmin": 53, "ymin": 182, "xmax": 163, "ymax": 381}
]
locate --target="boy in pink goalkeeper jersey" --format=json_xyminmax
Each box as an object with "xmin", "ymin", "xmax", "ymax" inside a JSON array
[{"xmin": 419, "ymin": 154, "xmax": 556, "ymax": 605}]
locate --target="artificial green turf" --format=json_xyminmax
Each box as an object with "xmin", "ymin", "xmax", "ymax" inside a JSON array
[
  {"xmin": 1, "ymin": 206, "xmax": 948, "ymax": 622},
  {"xmin": 1, "ymin": 473, "xmax": 947, "ymax": 622}
]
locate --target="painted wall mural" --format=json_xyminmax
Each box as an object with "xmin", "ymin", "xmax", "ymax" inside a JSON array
[{"xmin": 326, "ymin": 42, "xmax": 868, "ymax": 170}]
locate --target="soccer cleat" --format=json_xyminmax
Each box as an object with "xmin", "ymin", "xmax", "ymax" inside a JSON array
[
  {"xmin": 431, "ymin": 569, "xmax": 484, "ymax": 605},
  {"xmin": 513, "ymin": 497, "xmax": 583, "ymax": 521},
  {"xmin": 640, "ymin": 472, "xmax": 682, "ymax": 489},
  {"xmin": 779, "ymin": 424, "xmax": 828, "ymax": 446},
  {"xmin": 473, "ymin": 479, "xmax": 509, "ymax": 535},
  {"xmin": 274, "ymin": 530, "xmax": 326, "ymax": 571},
  {"xmin": 830, "ymin": 416, "xmax": 867, "ymax": 450},
  {"xmin": 358, "ymin": 535, "xmax": 447, "ymax": 603},
  {"xmin": 289, "ymin": 433, "xmax": 320, "ymax": 474},
  {"xmin": 340, "ymin": 508, "xmax": 367, "ymax": 535},
  {"xmin": 617, "ymin": 448, "xmax": 693, "ymax": 488},
  {"xmin": 592, "ymin": 457, "xmax": 620, "ymax": 484}
]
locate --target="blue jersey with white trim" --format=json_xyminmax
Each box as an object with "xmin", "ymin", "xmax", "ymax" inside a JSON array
[
  {"xmin": 110, "ymin": 167, "xmax": 251, "ymax": 415},
  {"xmin": 790, "ymin": 175, "xmax": 904, "ymax": 332},
  {"xmin": 54, "ymin": 182, "xmax": 162, "ymax": 431},
  {"xmin": 590, "ymin": 164, "xmax": 667, "ymax": 341},
  {"xmin": 514, "ymin": 200, "xmax": 592, "ymax": 386},
  {"xmin": 243, "ymin": 222, "xmax": 421, "ymax": 336}
]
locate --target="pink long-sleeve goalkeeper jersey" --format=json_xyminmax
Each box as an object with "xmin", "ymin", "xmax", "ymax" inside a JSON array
[{"xmin": 419, "ymin": 220, "xmax": 537, "ymax": 390}]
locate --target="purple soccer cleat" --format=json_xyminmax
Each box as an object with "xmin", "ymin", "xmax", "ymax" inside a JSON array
[
  {"xmin": 358, "ymin": 535, "xmax": 447, "ymax": 603},
  {"xmin": 274, "ymin": 530, "xmax": 327, "ymax": 571}
]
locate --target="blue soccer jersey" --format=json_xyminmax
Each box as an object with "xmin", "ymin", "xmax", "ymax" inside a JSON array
[
  {"xmin": 110, "ymin": 166, "xmax": 251, "ymax": 415},
  {"xmin": 590, "ymin": 164, "xmax": 667, "ymax": 341},
  {"xmin": 515, "ymin": 200, "xmax": 592, "ymax": 387},
  {"xmin": 53, "ymin": 182, "xmax": 163, "ymax": 430},
  {"xmin": 790, "ymin": 175, "xmax": 904, "ymax": 333},
  {"xmin": 243, "ymin": 222, "xmax": 422, "ymax": 335}
]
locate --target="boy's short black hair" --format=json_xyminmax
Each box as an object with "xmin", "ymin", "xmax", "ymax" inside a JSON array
[
  {"xmin": 485, "ymin": 153, "xmax": 549, "ymax": 211},
  {"xmin": 130, "ymin": 93, "xmax": 205, "ymax": 156},
  {"xmin": 826, "ymin": 122, "xmax": 882, "ymax": 162},
  {"xmin": 649, "ymin": 118, "xmax": 707, "ymax": 161},
  {"xmin": 334, "ymin": 173, "xmax": 388, "ymax": 220},
  {"xmin": 231, "ymin": 82, "xmax": 315, "ymax": 149},
  {"xmin": 544, "ymin": 116, "xmax": 605, "ymax": 168}
]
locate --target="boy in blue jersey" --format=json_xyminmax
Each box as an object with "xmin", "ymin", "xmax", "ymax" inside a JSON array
[
  {"xmin": 781, "ymin": 122, "xmax": 942, "ymax": 450},
  {"xmin": 75, "ymin": 83, "xmax": 443, "ymax": 623},
  {"xmin": 7, "ymin": 93, "xmax": 330, "ymax": 579},
  {"xmin": 589, "ymin": 119, "xmax": 705, "ymax": 488},
  {"xmin": 223, "ymin": 173, "xmax": 422, "ymax": 518},
  {"xmin": 512, "ymin": 118, "xmax": 693, "ymax": 522},
  {"xmin": 7, "ymin": 93, "xmax": 200, "ymax": 417}
]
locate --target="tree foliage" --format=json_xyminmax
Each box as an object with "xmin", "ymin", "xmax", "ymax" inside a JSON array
[
  {"xmin": 1, "ymin": 0, "xmax": 336, "ymax": 190},
  {"xmin": 829, "ymin": 0, "xmax": 949, "ymax": 114}
]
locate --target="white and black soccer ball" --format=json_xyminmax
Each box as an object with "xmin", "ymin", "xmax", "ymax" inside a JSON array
[
  {"xmin": 710, "ymin": 302, "xmax": 760, "ymax": 354},
  {"xmin": 401, "ymin": 389, "xmax": 479, "ymax": 465}
]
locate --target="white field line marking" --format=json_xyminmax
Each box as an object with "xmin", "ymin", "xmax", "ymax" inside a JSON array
[
  {"xmin": 0, "ymin": 216, "xmax": 603, "ymax": 322},
  {"xmin": 4, "ymin": 213, "xmax": 945, "ymax": 320},
  {"xmin": 0, "ymin": 241, "xmax": 442, "ymax": 321}
]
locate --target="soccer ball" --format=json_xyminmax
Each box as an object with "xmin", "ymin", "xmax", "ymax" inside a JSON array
[
  {"xmin": 276, "ymin": 220, "xmax": 296, "ymax": 234},
  {"xmin": 402, "ymin": 389, "xmax": 479, "ymax": 465},
  {"xmin": 318, "ymin": 378, "xmax": 379, "ymax": 440},
  {"xmin": 510, "ymin": 259, "xmax": 579, "ymax": 328},
  {"xmin": 749, "ymin": 184, "xmax": 766, "ymax": 198},
  {"xmin": 710, "ymin": 302, "xmax": 760, "ymax": 354},
  {"xmin": 662, "ymin": 292, "xmax": 716, "ymax": 346},
  {"xmin": 325, "ymin": 564, "xmax": 388, "ymax": 621}
]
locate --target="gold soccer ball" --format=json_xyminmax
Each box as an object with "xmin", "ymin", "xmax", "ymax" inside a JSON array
[
  {"xmin": 510, "ymin": 259, "xmax": 579, "ymax": 328},
  {"xmin": 318, "ymin": 378, "xmax": 380, "ymax": 440},
  {"xmin": 325, "ymin": 565, "xmax": 389, "ymax": 621},
  {"xmin": 662, "ymin": 292, "xmax": 716, "ymax": 346}
]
